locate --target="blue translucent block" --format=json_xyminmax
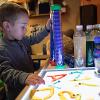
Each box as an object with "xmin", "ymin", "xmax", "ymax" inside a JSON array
[{"xmin": 50, "ymin": 28, "xmax": 55, "ymax": 61}]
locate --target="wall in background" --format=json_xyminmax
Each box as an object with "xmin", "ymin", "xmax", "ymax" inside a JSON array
[
  {"xmin": 80, "ymin": 0, "xmax": 100, "ymax": 23},
  {"xmin": 0, "ymin": 0, "xmax": 7, "ymax": 5}
]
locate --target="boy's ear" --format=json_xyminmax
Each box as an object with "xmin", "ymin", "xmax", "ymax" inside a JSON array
[{"xmin": 3, "ymin": 21, "xmax": 11, "ymax": 32}]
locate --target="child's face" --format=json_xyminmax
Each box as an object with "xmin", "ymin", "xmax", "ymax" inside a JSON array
[{"xmin": 7, "ymin": 14, "xmax": 29, "ymax": 40}]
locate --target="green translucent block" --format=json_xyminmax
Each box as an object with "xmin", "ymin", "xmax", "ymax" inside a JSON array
[
  {"xmin": 50, "ymin": 4, "xmax": 61, "ymax": 11},
  {"xmin": 55, "ymin": 65, "xmax": 66, "ymax": 69}
]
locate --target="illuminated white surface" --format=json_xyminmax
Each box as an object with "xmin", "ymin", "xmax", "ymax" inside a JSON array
[{"xmin": 22, "ymin": 69, "xmax": 100, "ymax": 100}]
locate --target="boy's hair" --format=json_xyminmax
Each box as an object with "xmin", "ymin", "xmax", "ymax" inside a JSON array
[{"xmin": 0, "ymin": 2, "xmax": 28, "ymax": 28}]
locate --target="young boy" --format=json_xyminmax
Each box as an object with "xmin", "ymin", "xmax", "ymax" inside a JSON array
[{"xmin": 0, "ymin": 2, "xmax": 50, "ymax": 100}]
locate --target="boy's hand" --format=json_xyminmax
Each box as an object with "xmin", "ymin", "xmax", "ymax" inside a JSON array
[
  {"xmin": 25, "ymin": 73, "xmax": 45, "ymax": 85},
  {"xmin": 45, "ymin": 18, "xmax": 51, "ymax": 31}
]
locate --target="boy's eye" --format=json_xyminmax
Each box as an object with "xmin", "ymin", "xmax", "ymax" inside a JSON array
[{"xmin": 22, "ymin": 26, "xmax": 26, "ymax": 30}]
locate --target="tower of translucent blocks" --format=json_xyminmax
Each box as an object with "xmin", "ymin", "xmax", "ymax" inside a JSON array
[{"xmin": 50, "ymin": 4, "xmax": 65, "ymax": 69}]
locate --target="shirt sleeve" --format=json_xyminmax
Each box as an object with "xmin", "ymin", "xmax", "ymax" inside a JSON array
[
  {"xmin": 0, "ymin": 48, "xmax": 29, "ymax": 88},
  {"xmin": 23, "ymin": 26, "xmax": 49, "ymax": 46}
]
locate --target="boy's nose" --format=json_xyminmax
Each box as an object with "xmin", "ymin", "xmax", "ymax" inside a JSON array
[{"xmin": 23, "ymin": 28, "xmax": 27, "ymax": 33}]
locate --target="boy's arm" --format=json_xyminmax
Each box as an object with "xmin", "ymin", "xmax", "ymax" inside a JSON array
[
  {"xmin": 24, "ymin": 19, "xmax": 51, "ymax": 45},
  {"xmin": 0, "ymin": 49, "xmax": 29, "ymax": 87},
  {"xmin": 24, "ymin": 26, "xmax": 49, "ymax": 45},
  {"xmin": 0, "ymin": 49, "xmax": 44, "ymax": 87}
]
